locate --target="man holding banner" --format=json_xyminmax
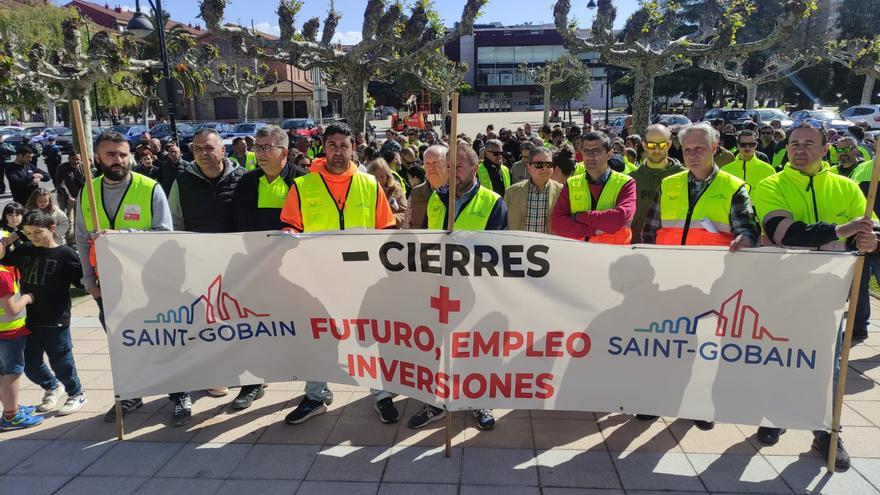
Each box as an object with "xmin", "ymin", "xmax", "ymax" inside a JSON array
[
  {"xmin": 279, "ymin": 123, "xmax": 399, "ymax": 426},
  {"xmin": 751, "ymin": 119, "xmax": 878, "ymax": 471},
  {"xmin": 550, "ymin": 131, "xmax": 636, "ymax": 244},
  {"xmin": 410, "ymin": 140, "xmax": 507, "ymax": 431},
  {"xmin": 74, "ymin": 131, "xmax": 173, "ymax": 422},
  {"xmin": 639, "ymin": 122, "xmax": 760, "ymax": 430}
]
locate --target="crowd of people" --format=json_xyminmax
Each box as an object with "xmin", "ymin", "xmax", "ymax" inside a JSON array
[{"xmin": 0, "ymin": 111, "xmax": 876, "ymax": 472}]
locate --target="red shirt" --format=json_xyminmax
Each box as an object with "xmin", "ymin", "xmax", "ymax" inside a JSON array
[
  {"xmin": 0, "ymin": 269, "xmax": 28, "ymax": 339},
  {"xmin": 550, "ymin": 177, "xmax": 637, "ymax": 240}
]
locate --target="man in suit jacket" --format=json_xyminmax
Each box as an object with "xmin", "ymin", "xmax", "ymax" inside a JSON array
[
  {"xmin": 504, "ymin": 145, "xmax": 562, "ymax": 234},
  {"xmin": 405, "ymin": 144, "xmax": 448, "ymax": 228}
]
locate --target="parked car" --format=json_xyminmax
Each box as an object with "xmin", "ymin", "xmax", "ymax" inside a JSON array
[
  {"xmin": 0, "ymin": 126, "xmax": 24, "ymax": 138},
  {"xmin": 110, "ymin": 124, "xmax": 150, "ymax": 149},
  {"xmin": 788, "ymin": 109, "xmax": 854, "ymax": 133},
  {"xmin": 150, "ymin": 122, "xmax": 195, "ymax": 144},
  {"xmin": 702, "ymin": 108, "xmax": 757, "ymax": 129},
  {"xmin": 281, "ymin": 118, "xmax": 319, "ymax": 137},
  {"xmin": 3, "ymin": 126, "xmax": 46, "ymax": 147},
  {"xmin": 53, "ymin": 127, "xmax": 75, "ymax": 154},
  {"xmin": 752, "ymin": 108, "xmax": 793, "ymax": 128},
  {"xmin": 229, "ymin": 122, "xmax": 267, "ymax": 138},
  {"xmin": 609, "ymin": 115, "xmax": 631, "ymax": 137},
  {"xmin": 651, "ymin": 114, "xmax": 692, "ymax": 127},
  {"xmin": 192, "ymin": 122, "xmax": 235, "ymax": 139},
  {"xmin": 840, "ymin": 104, "xmax": 880, "ymax": 130}
]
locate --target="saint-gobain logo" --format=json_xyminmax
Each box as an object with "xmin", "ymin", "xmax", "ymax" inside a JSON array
[{"xmin": 144, "ymin": 274, "xmax": 270, "ymax": 325}]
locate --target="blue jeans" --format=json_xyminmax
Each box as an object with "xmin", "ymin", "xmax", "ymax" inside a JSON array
[
  {"xmin": 0, "ymin": 335, "xmax": 26, "ymax": 375},
  {"xmin": 305, "ymin": 381, "xmax": 332, "ymax": 402},
  {"xmin": 24, "ymin": 327, "xmax": 82, "ymax": 396}
]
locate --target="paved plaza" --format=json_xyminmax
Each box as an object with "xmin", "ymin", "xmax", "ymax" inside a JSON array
[{"xmin": 2, "ymin": 296, "xmax": 880, "ymax": 494}]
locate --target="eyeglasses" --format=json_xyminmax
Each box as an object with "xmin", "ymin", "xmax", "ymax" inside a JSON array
[
  {"xmin": 737, "ymin": 142, "xmax": 757, "ymax": 148},
  {"xmin": 191, "ymin": 146, "xmax": 219, "ymax": 154},
  {"xmin": 790, "ymin": 118, "xmax": 825, "ymax": 130},
  {"xmin": 485, "ymin": 150, "xmax": 502, "ymax": 156},
  {"xmin": 835, "ymin": 146, "xmax": 853, "ymax": 153},
  {"xmin": 760, "ymin": 131, "xmax": 774, "ymax": 135},
  {"xmin": 645, "ymin": 142, "xmax": 669, "ymax": 150},
  {"xmin": 253, "ymin": 144, "xmax": 285, "ymax": 153},
  {"xmin": 530, "ymin": 161, "xmax": 555, "ymax": 169}
]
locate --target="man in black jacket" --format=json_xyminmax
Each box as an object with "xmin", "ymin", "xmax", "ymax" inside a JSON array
[
  {"xmin": 227, "ymin": 125, "xmax": 306, "ymax": 410},
  {"xmin": 7, "ymin": 145, "xmax": 50, "ymax": 204},
  {"xmin": 164, "ymin": 127, "xmax": 244, "ymax": 426},
  {"xmin": 158, "ymin": 142, "xmax": 188, "ymax": 196},
  {"xmin": 167, "ymin": 128, "xmax": 244, "ymax": 233}
]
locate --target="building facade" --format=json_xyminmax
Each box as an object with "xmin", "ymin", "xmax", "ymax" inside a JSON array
[{"xmin": 447, "ymin": 22, "xmax": 626, "ymax": 113}]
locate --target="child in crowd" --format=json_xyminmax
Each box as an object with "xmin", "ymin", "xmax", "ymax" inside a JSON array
[
  {"xmin": 26, "ymin": 190, "xmax": 70, "ymax": 246},
  {"xmin": 0, "ymin": 228, "xmax": 38, "ymax": 430},
  {"xmin": 0, "ymin": 202, "xmax": 25, "ymax": 254},
  {"xmin": 1, "ymin": 210, "xmax": 86, "ymax": 415}
]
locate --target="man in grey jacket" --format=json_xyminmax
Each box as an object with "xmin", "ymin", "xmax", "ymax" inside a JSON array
[{"xmin": 74, "ymin": 131, "xmax": 172, "ymax": 423}]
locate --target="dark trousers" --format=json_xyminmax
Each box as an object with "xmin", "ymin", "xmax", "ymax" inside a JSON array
[
  {"xmin": 24, "ymin": 326, "xmax": 82, "ymax": 396},
  {"xmin": 96, "ymin": 297, "xmax": 188, "ymax": 403},
  {"xmin": 854, "ymin": 255, "xmax": 880, "ymax": 333}
]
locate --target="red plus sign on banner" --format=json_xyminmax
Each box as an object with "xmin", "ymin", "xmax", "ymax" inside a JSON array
[{"xmin": 430, "ymin": 286, "xmax": 461, "ymax": 324}]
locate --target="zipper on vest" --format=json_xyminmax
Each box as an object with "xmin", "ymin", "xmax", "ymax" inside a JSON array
[
  {"xmin": 319, "ymin": 174, "xmax": 352, "ymax": 230},
  {"xmin": 741, "ymin": 160, "xmax": 747, "ymax": 184},
  {"xmin": 806, "ymin": 175, "xmax": 822, "ymax": 250}
]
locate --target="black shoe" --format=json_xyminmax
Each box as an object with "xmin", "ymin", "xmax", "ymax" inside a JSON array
[
  {"xmin": 171, "ymin": 394, "xmax": 192, "ymax": 427},
  {"xmin": 635, "ymin": 414, "xmax": 659, "ymax": 421},
  {"xmin": 473, "ymin": 409, "xmax": 496, "ymax": 430},
  {"xmin": 757, "ymin": 427, "xmax": 785, "ymax": 445},
  {"xmin": 231, "ymin": 385, "xmax": 265, "ymax": 410},
  {"xmin": 408, "ymin": 404, "xmax": 446, "ymax": 429},
  {"xmin": 374, "ymin": 397, "xmax": 399, "ymax": 424},
  {"xmin": 285, "ymin": 397, "xmax": 327, "ymax": 425},
  {"xmin": 694, "ymin": 420, "xmax": 715, "ymax": 431},
  {"xmin": 813, "ymin": 431, "xmax": 850, "ymax": 471},
  {"xmin": 103, "ymin": 398, "xmax": 144, "ymax": 422}
]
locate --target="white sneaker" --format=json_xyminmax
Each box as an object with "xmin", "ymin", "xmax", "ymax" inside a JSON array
[
  {"xmin": 37, "ymin": 386, "xmax": 64, "ymax": 412},
  {"xmin": 57, "ymin": 394, "xmax": 87, "ymax": 416}
]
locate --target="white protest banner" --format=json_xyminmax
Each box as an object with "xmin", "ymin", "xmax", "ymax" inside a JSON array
[{"xmin": 97, "ymin": 230, "xmax": 854, "ymax": 430}]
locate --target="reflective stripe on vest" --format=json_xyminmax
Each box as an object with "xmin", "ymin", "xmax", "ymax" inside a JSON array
[
  {"xmin": 477, "ymin": 163, "xmax": 511, "ymax": 191},
  {"xmin": 426, "ymin": 186, "xmax": 500, "ymax": 231},
  {"xmin": 657, "ymin": 170, "xmax": 744, "ymax": 246},
  {"xmin": 567, "ymin": 170, "xmax": 633, "ymax": 244},
  {"xmin": 0, "ymin": 265, "xmax": 25, "ymax": 332},
  {"xmin": 294, "ymin": 172, "xmax": 379, "ymax": 231},
  {"xmin": 230, "ymin": 152, "xmax": 258, "ymax": 171}
]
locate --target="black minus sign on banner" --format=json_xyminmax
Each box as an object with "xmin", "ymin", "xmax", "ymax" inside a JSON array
[{"xmin": 342, "ymin": 251, "xmax": 370, "ymax": 262}]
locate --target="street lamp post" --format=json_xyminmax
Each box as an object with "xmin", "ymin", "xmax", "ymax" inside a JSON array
[{"xmin": 127, "ymin": 0, "xmax": 178, "ymax": 143}]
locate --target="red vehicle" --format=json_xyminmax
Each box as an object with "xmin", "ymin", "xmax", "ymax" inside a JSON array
[
  {"xmin": 281, "ymin": 118, "xmax": 319, "ymax": 137},
  {"xmin": 391, "ymin": 91, "xmax": 431, "ymax": 131}
]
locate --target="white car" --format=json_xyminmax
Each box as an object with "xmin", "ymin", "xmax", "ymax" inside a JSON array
[{"xmin": 840, "ymin": 105, "xmax": 880, "ymax": 130}]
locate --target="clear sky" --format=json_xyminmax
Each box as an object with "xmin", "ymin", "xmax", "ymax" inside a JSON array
[{"xmin": 67, "ymin": 0, "xmax": 641, "ymax": 43}]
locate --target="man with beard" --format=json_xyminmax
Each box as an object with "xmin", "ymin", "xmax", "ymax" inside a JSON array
[
  {"xmin": 280, "ymin": 123, "xmax": 396, "ymax": 426},
  {"xmin": 74, "ymin": 131, "xmax": 172, "ymax": 423}
]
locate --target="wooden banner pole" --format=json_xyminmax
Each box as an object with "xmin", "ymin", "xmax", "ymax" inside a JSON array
[
  {"xmin": 827, "ymin": 138, "xmax": 880, "ymax": 472},
  {"xmin": 70, "ymin": 100, "xmax": 122, "ymax": 440},
  {"xmin": 444, "ymin": 93, "xmax": 460, "ymax": 458}
]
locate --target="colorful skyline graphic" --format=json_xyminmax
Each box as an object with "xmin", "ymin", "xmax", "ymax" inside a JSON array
[
  {"xmin": 144, "ymin": 274, "xmax": 270, "ymax": 325},
  {"xmin": 635, "ymin": 289, "xmax": 789, "ymax": 342}
]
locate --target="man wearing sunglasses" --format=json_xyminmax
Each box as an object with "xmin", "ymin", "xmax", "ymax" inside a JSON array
[
  {"xmin": 720, "ymin": 129, "xmax": 776, "ymax": 192},
  {"xmin": 478, "ymin": 139, "xmax": 511, "ymax": 196},
  {"xmin": 629, "ymin": 124, "xmax": 684, "ymax": 243},
  {"xmin": 750, "ymin": 120, "xmax": 878, "ymax": 470},
  {"xmin": 830, "ymin": 136, "xmax": 862, "ymax": 179},
  {"xmin": 551, "ymin": 131, "xmax": 636, "ymax": 244},
  {"xmin": 505, "ymin": 146, "xmax": 562, "ymax": 233}
]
